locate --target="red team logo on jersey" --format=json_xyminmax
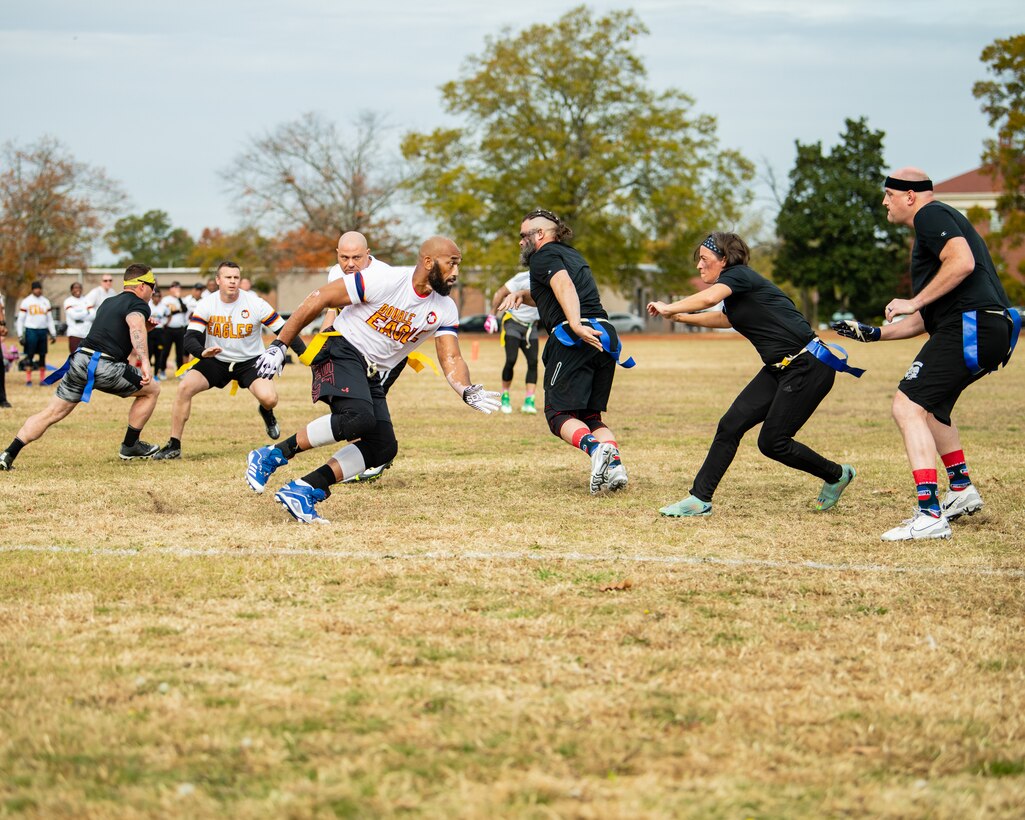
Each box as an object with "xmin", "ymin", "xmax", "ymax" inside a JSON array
[
  {"xmin": 241, "ymin": 309, "xmax": 250, "ymax": 319},
  {"xmin": 427, "ymin": 312, "xmax": 437, "ymax": 324}
]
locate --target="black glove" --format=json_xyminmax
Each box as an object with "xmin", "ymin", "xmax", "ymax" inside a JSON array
[
  {"xmin": 49, "ymin": 335, "xmax": 57, "ymax": 344},
  {"xmin": 831, "ymin": 320, "xmax": 880, "ymax": 343}
]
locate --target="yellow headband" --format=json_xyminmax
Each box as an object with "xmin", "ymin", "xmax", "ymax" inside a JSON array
[{"xmin": 123, "ymin": 271, "xmax": 156, "ymax": 286}]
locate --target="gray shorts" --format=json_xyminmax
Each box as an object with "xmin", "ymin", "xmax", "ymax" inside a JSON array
[{"xmin": 55, "ymin": 351, "xmax": 143, "ymax": 403}]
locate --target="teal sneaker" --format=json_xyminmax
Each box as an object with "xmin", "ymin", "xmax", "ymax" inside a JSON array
[
  {"xmin": 816, "ymin": 464, "xmax": 856, "ymax": 511},
  {"xmin": 659, "ymin": 495, "xmax": 712, "ymax": 517}
]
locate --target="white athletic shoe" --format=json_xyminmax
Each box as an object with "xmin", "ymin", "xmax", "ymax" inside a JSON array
[
  {"xmin": 940, "ymin": 484, "xmax": 984, "ymax": 521},
  {"xmin": 589, "ymin": 443, "xmax": 615, "ymax": 495},
  {"xmin": 880, "ymin": 510, "xmax": 952, "ymax": 541},
  {"xmin": 606, "ymin": 450, "xmax": 628, "ymax": 492}
]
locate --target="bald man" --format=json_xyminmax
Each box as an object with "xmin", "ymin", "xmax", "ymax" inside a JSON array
[
  {"xmin": 323, "ymin": 230, "xmax": 407, "ymax": 483},
  {"xmin": 244, "ymin": 236, "xmax": 500, "ymax": 523},
  {"xmin": 833, "ymin": 167, "xmax": 1018, "ymax": 541}
]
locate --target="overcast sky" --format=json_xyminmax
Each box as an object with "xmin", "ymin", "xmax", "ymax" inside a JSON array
[{"xmin": 2, "ymin": 0, "xmax": 1023, "ymax": 262}]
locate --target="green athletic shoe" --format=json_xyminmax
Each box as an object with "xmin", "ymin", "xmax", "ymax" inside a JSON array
[
  {"xmin": 659, "ymin": 495, "xmax": 712, "ymax": 517},
  {"xmin": 500, "ymin": 392, "xmax": 512, "ymax": 415},
  {"xmin": 521, "ymin": 395, "xmax": 537, "ymax": 414},
  {"xmin": 816, "ymin": 464, "xmax": 856, "ymax": 511}
]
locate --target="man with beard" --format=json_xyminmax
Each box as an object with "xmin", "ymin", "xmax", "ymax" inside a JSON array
[
  {"xmin": 244, "ymin": 235, "xmax": 501, "ymax": 524},
  {"xmin": 498, "ymin": 209, "xmax": 632, "ymax": 495}
]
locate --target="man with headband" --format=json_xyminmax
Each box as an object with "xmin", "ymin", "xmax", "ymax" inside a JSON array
[
  {"xmin": 833, "ymin": 167, "xmax": 1018, "ymax": 541},
  {"xmin": 497, "ymin": 209, "xmax": 632, "ymax": 495},
  {"xmin": 0, "ymin": 264, "xmax": 163, "ymax": 471}
]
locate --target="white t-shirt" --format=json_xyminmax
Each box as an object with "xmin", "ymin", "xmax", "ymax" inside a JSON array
[
  {"xmin": 502, "ymin": 271, "xmax": 540, "ymax": 325},
  {"xmin": 161, "ymin": 294, "xmax": 189, "ymax": 329},
  {"xmin": 327, "ymin": 255, "xmax": 388, "ymax": 284},
  {"xmin": 85, "ymin": 285, "xmax": 117, "ymax": 311},
  {"xmin": 188, "ymin": 290, "xmax": 285, "ymax": 363},
  {"xmin": 16, "ymin": 294, "xmax": 55, "ymax": 335},
  {"xmin": 63, "ymin": 295, "xmax": 94, "ymax": 337},
  {"xmin": 334, "ymin": 265, "xmax": 459, "ymax": 370},
  {"xmin": 182, "ymin": 294, "xmax": 201, "ymax": 320}
]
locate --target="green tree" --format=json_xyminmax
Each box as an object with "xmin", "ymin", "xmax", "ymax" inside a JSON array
[
  {"xmin": 105, "ymin": 209, "xmax": 196, "ymax": 267},
  {"xmin": 973, "ymin": 32, "xmax": 1025, "ymax": 303},
  {"xmin": 186, "ymin": 226, "xmax": 275, "ymax": 276},
  {"xmin": 401, "ymin": 5, "xmax": 754, "ymax": 295},
  {"xmin": 0, "ymin": 136, "xmax": 125, "ymax": 316},
  {"xmin": 774, "ymin": 118, "xmax": 906, "ymax": 325}
]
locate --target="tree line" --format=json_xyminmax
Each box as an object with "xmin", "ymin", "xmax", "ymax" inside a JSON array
[{"xmin": 2, "ymin": 9, "xmax": 1022, "ymax": 323}]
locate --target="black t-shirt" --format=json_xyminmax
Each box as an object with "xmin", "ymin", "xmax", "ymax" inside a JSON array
[
  {"xmin": 81, "ymin": 291, "xmax": 151, "ymax": 362},
  {"xmin": 718, "ymin": 265, "xmax": 815, "ymax": 365},
  {"xmin": 911, "ymin": 201, "xmax": 1009, "ymax": 332},
  {"xmin": 528, "ymin": 242, "xmax": 608, "ymax": 333}
]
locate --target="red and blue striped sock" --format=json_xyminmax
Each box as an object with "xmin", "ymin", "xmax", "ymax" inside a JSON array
[
  {"xmin": 913, "ymin": 468, "xmax": 940, "ymax": 517},
  {"xmin": 941, "ymin": 450, "xmax": 971, "ymax": 491}
]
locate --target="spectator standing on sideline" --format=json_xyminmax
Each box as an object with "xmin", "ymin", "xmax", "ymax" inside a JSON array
[
  {"xmin": 85, "ymin": 273, "xmax": 118, "ymax": 312},
  {"xmin": 160, "ymin": 281, "xmax": 188, "ymax": 374},
  {"xmin": 63, "ymin": 282, "xmax": 93, "ymax": 355},
  {"xmin": 16, "ymin": 281, "xmax": 56, "ymax": 387}
]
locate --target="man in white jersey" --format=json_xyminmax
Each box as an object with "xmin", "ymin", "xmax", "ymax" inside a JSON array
[
  {"xmin": 16, "ymin": 281, "xmax": 57, "ymax": 386},
  {"xmin": 487, "ymin": 269, "xmax": 540, "ymax": 414},
  {"xmin": 85, "ymin": 273, "xmax": 118, "ymax": 312},
  {"xmin": 324, "ymin": 230, "xmax": 407, "ymax": 484},
  {"xmin": 151, "ymin": 261, "xmax": 305, "ymax": 460},
  {"xmin": 244, "ymin": 236, "xmax": 501, "ymax": 524}
]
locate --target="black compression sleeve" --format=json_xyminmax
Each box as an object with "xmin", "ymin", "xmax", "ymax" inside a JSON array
[{"xmin": 183, "ymin": 329, "xmax": 206, "ymax": 358}]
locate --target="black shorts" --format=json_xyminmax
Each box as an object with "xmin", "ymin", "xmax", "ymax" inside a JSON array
[
  {"xmin": 191, "ymin": 356, "xmax": 261, "ymax": 390},
  {"xmin": 310, "ymin": 335, "xmax": 391, "ymax": 421},
  {"xmin": 541, "ymin": 323, "xmax": 618, "ymax": 413},
  {"xmin": 23, "ymin": 328, "xmax": 49, "ymax": 361},
  {"xmin": 502, "ymin": 315, "xmax": 538, "ymax": 344},
  {"xmin": 898, "ymin": 312, "xmax": 1012, "ymax": 425}
]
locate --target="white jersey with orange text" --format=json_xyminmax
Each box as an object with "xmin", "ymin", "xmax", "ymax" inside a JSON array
[
  {"xmin": 334, "ymin": 266, "xmax": 459, "ymax": 370},
  {"xmin": 188, "ymin": 290, "xmax": 285, "ymax": 363},
  {"xmin": 16, "ymin": 294, "xmax": 56, "ymax": 335}
]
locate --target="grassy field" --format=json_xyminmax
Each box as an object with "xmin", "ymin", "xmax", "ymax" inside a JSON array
[{"xmin": 1, "ymin": 334, "xmax": 1023, "ymax": 818}]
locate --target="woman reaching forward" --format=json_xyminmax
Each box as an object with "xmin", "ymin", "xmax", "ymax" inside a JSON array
[{"xmin": 647, "ymin": 232, "xmax": 861, "ymax": 517}]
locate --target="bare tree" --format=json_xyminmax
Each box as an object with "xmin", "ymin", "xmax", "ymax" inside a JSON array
[{"xmin": 221, "ymin": 111, "xmax": 412, "ymax": 262}]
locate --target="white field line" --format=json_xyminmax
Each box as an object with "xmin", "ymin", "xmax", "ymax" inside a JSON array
[{"xmin": 1, "ymin": 544, "xmax": 1024, "ymax": 578}]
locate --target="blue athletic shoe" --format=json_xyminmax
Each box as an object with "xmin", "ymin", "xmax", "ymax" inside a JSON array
[
  {"xmin": 274, "ymin": 479, "xmax": 329, "ymax": 524},
  {"xmin": 246, "ymin": 445, "xmax": 288, "ymax": 494}
]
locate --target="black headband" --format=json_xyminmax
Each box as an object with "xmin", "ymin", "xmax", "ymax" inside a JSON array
[
  {"xmin": 702, "ymin": 235, "xmax": 724, "ymax": 257},
  {"xmin": 884, "ymin": 176, "xmax": 933, "ymax": 192},
  {"xmin": 524, "ymin": 208, "xmax": 563, "ymax": 226}
]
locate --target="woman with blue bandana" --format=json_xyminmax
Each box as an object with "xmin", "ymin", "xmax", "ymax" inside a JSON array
[{"xmin": 648, "ymin": 231, "xmax": 858, "ymax": 517}]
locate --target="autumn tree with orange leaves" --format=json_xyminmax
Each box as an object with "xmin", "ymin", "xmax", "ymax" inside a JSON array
[{"xmin": 0, "ymin": 137, "xmax": 125, "ymax": 318}]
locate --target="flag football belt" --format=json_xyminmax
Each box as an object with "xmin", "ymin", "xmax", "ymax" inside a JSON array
[
  {"xmin": 43, "ymin": 347, "xmax": 113, "ymax": 402},
  {"xmin": 774, "ymin": 338, "xmax": 865, "ymax": 378},
  {"xmin": 500, "ymin": 313, "xmax": 536, "ymax": 349},
  {"xmin": 298, "ymin": 331, "xmax": 439, "ymax": 377},
  {"xmin": 962, "ymin": 308, "xmax": 1021, "ymax": 375},
  {"xmin": 552, "ymin": 318, "xmax": 636, "ymax": 368}
]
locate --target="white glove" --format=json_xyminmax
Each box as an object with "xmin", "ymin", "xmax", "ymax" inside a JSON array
[
  {"xmin": 484, "ymin": 314, "xmax": 498, "ymax": 334},
  {"xmin": 256, "ymin": 340, "xmax": 287, "ymax": 379},
  {"xmin": 462, "ymin": 384, "xmax": 502, "ymax": 414}
]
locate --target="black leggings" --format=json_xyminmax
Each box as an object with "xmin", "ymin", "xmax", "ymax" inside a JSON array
[
  {"xmin": 502, "ymin": 326, "xmax": 538, "ymax": 384},
  {"xmin": 690, "ymin": 355, "xmax": 843, "ymax": 502}
]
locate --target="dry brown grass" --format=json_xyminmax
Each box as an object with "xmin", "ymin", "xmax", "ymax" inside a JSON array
[{"xmin": 1, "ymin": 334, "xmax": 1023, "ymax": 818}]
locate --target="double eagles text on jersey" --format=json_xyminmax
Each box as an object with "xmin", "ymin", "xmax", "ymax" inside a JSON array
[
  {"xmin": 365, "ymin": 304, "xmax": 430, "ymax": 345},
  {"xmin": 206, "ymin": 315, "xmax": 255, "ymax": 339}
]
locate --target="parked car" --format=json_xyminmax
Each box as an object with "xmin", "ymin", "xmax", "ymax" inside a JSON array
[
  {"xmin": 607, "ymin": 312, "xmax": 645, "ymax": 334},
  {"xmin": 459, "ymin": 313, "xmax": 489, "ymax": 333}
]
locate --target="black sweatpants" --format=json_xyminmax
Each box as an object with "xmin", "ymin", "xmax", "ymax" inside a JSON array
[{"xmin": 691, "ymin": 354, "xmax": 843, "ymax": 502}]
